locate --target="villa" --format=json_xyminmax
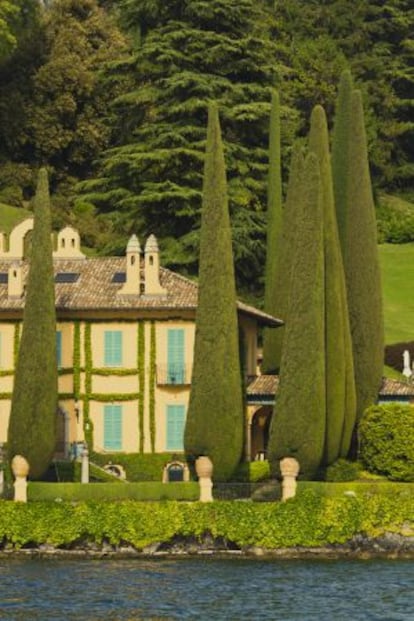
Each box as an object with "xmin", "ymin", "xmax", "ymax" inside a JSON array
[{"xmin": 0, "ymin": 219, "xmax": 282, "ymax": 461}]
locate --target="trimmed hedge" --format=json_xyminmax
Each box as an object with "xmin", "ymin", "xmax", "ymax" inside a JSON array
[
  {"xmin": 89, "ymin": 452, "xmax": 187, "ymax": 482},
  {"xmin": 28, "ymin": 482, "xmax": 199, "ymax": 502},
  {"xmin": 325, "ymin": 459, "xmax": 361, "ymax": 482},
  {"xmin": 359, "ymin": 404, "xmax": 414, "ymax": 481},
  {"xmin": 0, "ymin": 487, "xmax": 412, "ymax": 550}
]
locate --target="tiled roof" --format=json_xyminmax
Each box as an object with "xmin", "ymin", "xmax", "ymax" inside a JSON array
[
  {"xmin": 246, "ymin": 374, "xmax": 279, "ymax": 396},
  {"xmin": 379, "ymin": 377, "xmax": 414, "ymax": 397},
  {"xmin": 246, "ymin": 375, "xmax": 414, "ymax": 398},
  {"xmin": 0, "ymin": 257, "xmax": 281, "ymax": 326}
]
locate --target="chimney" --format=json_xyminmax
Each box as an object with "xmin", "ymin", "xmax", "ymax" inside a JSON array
[
  {"xmin": 8, "ymin": 262, "xmax": 23, "ymax": 298},
  {"xmin": 144, "ymin": 234, "xmax": 166, "ymax": 296},
  {"xmin": 118, "ymin": 234, "xmax": 141, "ymax": 295}
]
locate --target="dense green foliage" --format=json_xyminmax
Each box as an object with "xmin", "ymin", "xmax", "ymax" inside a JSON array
[
  {"xmin": 184, "ymin": 104, "xmax": 244, "ymax": 481},
  {"xmin": 276, "ymin": 0, "xmax": 414, "ymax": 191},
  {"xmin": 0, "ymin": 487, "xmax": 412, "ymax": 549},
  {"xmin": 0, "ymin": 1, "xmax": 412, "ymax": 298},
  {"xmin": 359, "ymin": 404, "xmax": 414, "ymax": 482},
  {"xmin": 262, "ymin": 90, "xmax": 283, "ymax": 373},
  {"xmin": 7, "ymin": 169, "xmax": 58, "ymax": 479},
  {"xmin": 332, "ymin": 73, "xmax": 384, "ymax": 422},
  {"xmin": 377, "ymin": 195, "xmax": 414, "ymax": 244},
  {"xmin": 79, "ymin": 0, "xmax": 286, "ymax": 283},
  {"xmin": 267, "ymin": 153, "xmax": 325, "ymax": 478},
  {"xmin": 308, "ymin": 105, "xmax": 356, "ymax": 462},
  {"xmin": 324, "ymin": 459, "xmax": 361, "ymax": 482}
]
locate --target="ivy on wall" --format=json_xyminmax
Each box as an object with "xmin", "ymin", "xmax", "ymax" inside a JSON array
[
  {"xmin": 83, "ymin": 322, "xmax": 94, "ymax": 448},
  {"xmin": 73, "ymin": 321, "xmax": 81, "ymax": 400},
  {"xmin": 13, "ymin": 322, "xmax": 20, "ymax": 368},
  {"xmin": 150, "ymin": 321, "xmax": 156, "ymax": 452}
]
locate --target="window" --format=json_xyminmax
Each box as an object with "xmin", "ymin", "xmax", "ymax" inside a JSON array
[
  {"xmin": 56, "ymin": 331, "xmax": 62, "ymax": 367},
  {"xmin": 167, "ymin": 328, "xmax": 185, "ymax": 384},
  {"xmin": 104, "ymin": 330, "xmax": 122, "ymax": 366},
  {"xmin": 166, "ymin": 404, "xmax": 186, "ymax": 451},
  {"xmin": 104, "ymin": 404, "xmax": 122, "ymax": 450}
]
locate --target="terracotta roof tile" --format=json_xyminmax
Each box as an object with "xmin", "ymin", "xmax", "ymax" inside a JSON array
[{"xmin": 0, "ymin": 257, "xmax": 282, "ymax": 326}]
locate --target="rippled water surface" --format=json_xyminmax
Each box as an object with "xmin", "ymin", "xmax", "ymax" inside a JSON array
[{"xmin": 0, "ymin": 557, "xmax": 413, "ymax": 620}]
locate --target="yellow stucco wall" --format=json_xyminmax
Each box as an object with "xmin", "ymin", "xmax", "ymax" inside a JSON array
[{"xmin": 0, "ymin": 315, "xmax": 260, "ymax": 453}]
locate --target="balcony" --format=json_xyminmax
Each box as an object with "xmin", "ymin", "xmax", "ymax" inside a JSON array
[{"xmin": 156, "ymin": 364, "xmax": 192, "ymax": 386}]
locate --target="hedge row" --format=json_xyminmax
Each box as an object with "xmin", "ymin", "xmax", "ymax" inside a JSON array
[
  {"xmin": 28, "ymin": 482, "xmax": 199, "ymax": 502},
  {"xmin": 0, "ymin": 487, "xmax": 412, "ymax": 550}
]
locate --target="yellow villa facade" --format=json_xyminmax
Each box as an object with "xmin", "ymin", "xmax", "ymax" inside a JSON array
[{"xmin": 0, "ymin": 219, "xmax": 282, "ymax": 460}]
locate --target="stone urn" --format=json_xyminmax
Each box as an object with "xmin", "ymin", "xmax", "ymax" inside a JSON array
[
  {"xmin": 11, "ymin": 455, "xmax": 30, "ymax": 478},
  {"xmin": 195, "ymin": 456, "xmax": 213, "ymax": 479},
  {"xmin": 280, "ymin": 457, "xmax": 300, "ymax": 479}
]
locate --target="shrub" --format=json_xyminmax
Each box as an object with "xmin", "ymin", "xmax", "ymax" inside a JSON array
[
  {"xmin": 359, "ymin": 404, "xmax": 414, "ymax": 481},
  {"xmin": 28, "ymin": 482, "xmax": 199, "ymax": 502},
  {"xmin": 233, "ymin": 460, "xmax": 271, "ymax": 482},
  {"xmin": 325, "ymin": 459, "xmax": 360, "ymax": 482}
]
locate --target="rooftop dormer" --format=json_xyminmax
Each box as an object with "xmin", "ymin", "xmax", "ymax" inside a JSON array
[{"xmin": 53, "ymin": 226, "xmax": 85, "ymax": 260}]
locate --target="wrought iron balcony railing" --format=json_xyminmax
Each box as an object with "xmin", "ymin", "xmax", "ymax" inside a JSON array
[{"xmin": 156, "ymin": 364, "xmax": 192, "ymax": 385}]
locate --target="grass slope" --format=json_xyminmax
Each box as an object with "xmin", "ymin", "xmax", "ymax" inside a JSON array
[
  {"xmin": 379, "ymin": 243, "xmax": 414, "ymax": 344},
  {"xmin": 0, "ymin": 203, "xmax": 31, "ymax": 232}
]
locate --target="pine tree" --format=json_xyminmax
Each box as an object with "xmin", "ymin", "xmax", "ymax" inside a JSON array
[
  {"xmin": 7, "ymin": 168, "xmax": 58, "ymax": 479},
  {"xmin": 184, "ymin": 102, "xmax": 244, "ymax": 481},
  {"xmin": 262, "ymin": 90, "xmax": 283, "ymax": 373},
  {"xmin": 267, "ymin": 152, "xmax": 325, "ymax": 479},
  {"xmin": 79, "ymin": 0, "xmax": 290, "ymax": 289},
  {"xmin": 332, "ymin": 77, "xmax": 384, "ymax": 423},
  {"xmin": 308, "ymin": 104, "xmax": 356, "ymax": 464}
]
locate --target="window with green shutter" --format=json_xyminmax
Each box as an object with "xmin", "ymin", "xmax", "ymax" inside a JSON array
[
  {"xmin": 56, "ymin": 331, "xmax": 62, "ymax": 367},
  {"xmin": 104, "ymin": 330, "xmax": 122, "ymax": 366},
  {"xmin": 167, "ymin": 328, "xmax": 185, "ymax": 383},
  {"xmin": 166, "ymin": 404, "xmax": 186, "ymax": 451},
  {"xmin": 104, "ymin": 404, "xmax": 122, "ymax": 450}
]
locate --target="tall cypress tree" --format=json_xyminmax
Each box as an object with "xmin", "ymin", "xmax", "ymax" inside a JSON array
[
  {"xmin": 262, "ymin": 89, "xmax": 283, "ymax": 373},
  {"xmin": 262, "ymin": 143, "xmax": 305, "ymax": 376},
  {"xmin": 8, "ymin": 168, "xmax": 58, "ymax": 479},
  {"xmin": 332, "ymin": 75, "xmax": 384, "ymax": 422},
  {"xmin": 184, "ymin": 103, "xmax": 244, "ymax": 481},
  {"xmin": 308, "ymin": 105, "xmax": 356, "ymax": 464},
  {"xmin": 267, "ymin": 152, "xmax": 325, "ymax": 479}
]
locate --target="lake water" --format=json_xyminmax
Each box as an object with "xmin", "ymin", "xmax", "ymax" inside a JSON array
[{"xmin": 0, "ymin": 557, "xmax": 413, "ymax": 620}]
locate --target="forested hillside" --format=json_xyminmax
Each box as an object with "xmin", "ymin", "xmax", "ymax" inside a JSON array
[{"xmin": 0, "ymin": 0, "xmax": 412, "ymax": 297}]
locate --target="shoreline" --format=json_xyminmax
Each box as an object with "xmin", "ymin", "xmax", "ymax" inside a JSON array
[{"xmin": 1, "ymin": 533, "xmax": 413, "ymax": 561}]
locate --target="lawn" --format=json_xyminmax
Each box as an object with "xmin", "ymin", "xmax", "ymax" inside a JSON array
[
  {"xmin": 0, "ymin": 202, "xmax": 31, "ymax": 232},
  {"xmin": 378, "ymin": 243, "xmax": 414, "ymax": 344}
]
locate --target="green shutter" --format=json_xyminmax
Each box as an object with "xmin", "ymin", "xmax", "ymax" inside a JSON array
[
  {"xmin": 104, "ymin": 404, "xmax": 122, "ymax": 450},
  {"xmin": 104, "ymin": 330, "xmax": 122, "ymax": 366},
  {"xmin": 166, "ymin": 404, "xmax": 186, "ymax": 450},
  {"xmin": 167, "ymin": 328, "xmax": 185, "ymax": 383},
  {"xmin": 56, "ymin": 331, "xmax": 62, "ymax": 367}
]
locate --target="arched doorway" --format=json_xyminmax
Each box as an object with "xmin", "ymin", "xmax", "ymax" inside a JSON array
[{"xmin": 250, "ymin": 406, "xmax": 272, "ymax": 461}]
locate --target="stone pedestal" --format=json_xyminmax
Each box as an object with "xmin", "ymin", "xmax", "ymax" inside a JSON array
[
  {"xmin": 195, "ymin": 456, "xmax": 213, "ymax": 502},
  {"xmin": 280, "ymin": 457, "xmax": 300, "ymax": 501},
  {"xmin": 81, "ymin": 446, "xmax": 89, "ymax": 483},
  {"xmin": 11, "ymin": 455, "xmax": 29, "ymax": 502}
]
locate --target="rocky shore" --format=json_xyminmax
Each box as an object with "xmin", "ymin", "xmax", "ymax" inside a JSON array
[{"xmin": 1, "ymin": 532, "xmax": 413, "ymax": 560}]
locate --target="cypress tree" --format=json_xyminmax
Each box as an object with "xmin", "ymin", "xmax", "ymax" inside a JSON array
[
  {"xmin": 184, "ymin": 103, "xmax": 244, "ymax": 481},
  {"xmin": 308, "ymin": 105, "xmax": 356, "ymax": 464},
  {"xmin": 331, "ymin": 69, "xmax": 353, "ymax": 248},
  {"xmin": 262, "ymin": 90, "xmax": 283, "ymax": 374},
  {"xmin": 332, "ymin": 76, "xmax": 384, "ymax": 422},
  {"xmin": 267, "ymin": 152, "xmax": 325, "ymax": 479},
  {"xmin": 262, "ymin": 143, "xmax": 305, "ymax": 375},
  {"xmin": 8, "ymin": 168, "xmax": 58, "ymax": 479}
]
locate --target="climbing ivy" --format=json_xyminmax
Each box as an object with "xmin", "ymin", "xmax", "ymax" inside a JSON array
[
  {"xmin": 13, "ymin": 322, "xmax": 20, "ymax": 368},
  {"xmin": 138, "ymin": 322, "xmax": 145, "ymax": 453},
  {"xmin": 83, "ymin": 322, "xmax": 94, "ymax": 449},
  {"xmin": 73, "ymin": 321, "xmax": 81, "ymax": 400}
]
